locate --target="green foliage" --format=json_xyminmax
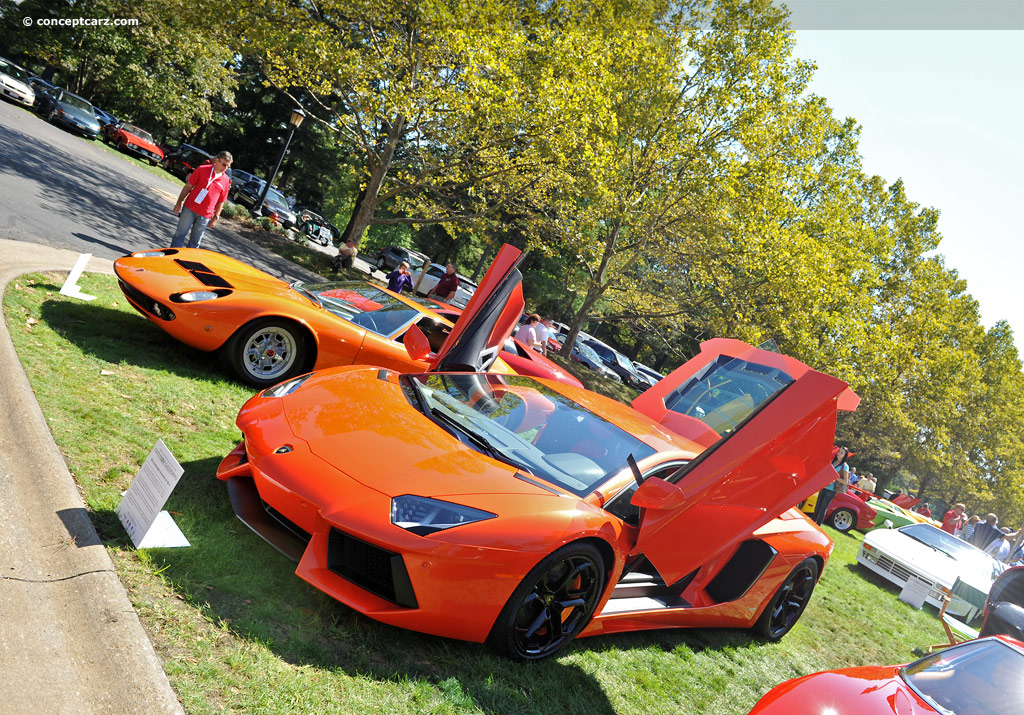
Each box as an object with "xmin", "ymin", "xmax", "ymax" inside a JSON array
[{"xmin": 4, "ymin": 0, "xmax": 236, "ymax": 134}]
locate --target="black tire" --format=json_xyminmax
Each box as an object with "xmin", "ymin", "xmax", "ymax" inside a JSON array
[
  {"xmin": 222, "ymin": 318, "xmax": 308, "ymax": 388},
  {"xmin": 753, "ymin": 558, "xmax": 820, "ymax": 641},
  {"xmin": 47, "ymin": 107, "xmax": 58, "ymax": 122},
  {"xmin": 487, "ymin": 542, "xmax": 605, "ymax": 661},
  {"xmin": 116, "ymin": 138, "xmax": 125, "ymax": 152},
  {"xmin": 376, "ymin": 256, "xmax": 386, "ymax": 271},
  {"xmin": 828, "ymin": 508, "xmax": 857, "ymax": 534}
]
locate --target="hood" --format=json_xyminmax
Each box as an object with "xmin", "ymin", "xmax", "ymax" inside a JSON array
[
  {"xmin": 115, "ymin": 247, "xmax": 310, "ymax": 306},
  {"xmin": 749, "ymin": 666, "xmax": 930, "ymax": 714},
  {"xmin": 864, "ymin": 527, "xmax": 1001, "ymax": 590},
  {"xmin": 121, "ymin": 130, "xmax": 162, "ymax": 154},
  {"xmin": 1, "ymin": 74, "xmax": 32, "ymax": 94},
  {"xmin": 240, "ymin": 367, "xmax": 554, "ymax": 500},
  {"xmin": 58, "ymin": 102, "xmax": 100, "ymax": 128}
]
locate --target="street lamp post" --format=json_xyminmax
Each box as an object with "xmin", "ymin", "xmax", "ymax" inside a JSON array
[{"xmin": 254, "ymin": 107, "xmax": 305, "ymax": 222}]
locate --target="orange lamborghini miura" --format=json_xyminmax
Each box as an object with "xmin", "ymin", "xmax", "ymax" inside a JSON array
[
  {"xmin": 114, "ymin": 247, "xmax": 509, "ymax": 387},
  {"xmin": 216, "ymin": 245, "xmax": 860, "ymax": 660}
]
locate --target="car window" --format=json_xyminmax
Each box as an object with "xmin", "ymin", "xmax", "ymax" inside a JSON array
[
  {"xmin": 61, "ymin": 93, "xmax": 92, "ymax": 111},
  {"xmin": 902, "ymin": 639, "xmax": 1024, "ymax": 715},
  {"xmin": 662, "ymin": 354, "xmax": 794, "ymax": 435},
  {"xmin": 265, "ymin": 188, "xmax": 288, "ymax": 205},
  {"xmin": 121, "ymin": 124, "xmax": 153, "ymax": 143},
  {"xmin": 404, "ymin": 373, "xmax": 657, "ymax": 496},
  {"xmin": 302, "ymin": 282, "xmax": 428, "ymax": 339},
  {"xmin": 0, "ymin": 61, "xmax": 29, "ymax": 81}
]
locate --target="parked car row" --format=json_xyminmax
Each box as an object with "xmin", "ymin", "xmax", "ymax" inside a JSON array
[{"xmin": 230, "ymin": 179, "xmax": 297, "ymax": 228}]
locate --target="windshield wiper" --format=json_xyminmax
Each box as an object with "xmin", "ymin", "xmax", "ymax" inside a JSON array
[
  {"xmin": 429, "ymin": 406, "xmax": 534, "ymax": 474},
  {"xmin": 408, "ymin": 380, "xmax": 534, "ymax": 474},
  {"xmin": 291, "ymin": 284, "xmax": 322, "ymax": 308},
  {"xmin": 904, "ymin": 533, "xmax": 956, "ymax": 559}
]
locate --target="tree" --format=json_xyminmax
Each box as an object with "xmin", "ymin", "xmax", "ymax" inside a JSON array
[
  {"xmin": 5, "ymin": 0, "xmax": 235, "ymax": 134},
  {"xmin": 211, "ymin": 0, "xmax": 582, "ymax": 248}
]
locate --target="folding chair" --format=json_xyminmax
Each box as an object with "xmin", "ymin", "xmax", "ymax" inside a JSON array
[{"xmin": 928, "ymin": 577, "xmax": 987, "ymax": 651}]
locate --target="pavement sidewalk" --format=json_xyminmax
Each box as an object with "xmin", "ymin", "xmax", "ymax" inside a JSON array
[{"xmin": 0, "ymin": 239, "xmax": 182, "ymax": 714}]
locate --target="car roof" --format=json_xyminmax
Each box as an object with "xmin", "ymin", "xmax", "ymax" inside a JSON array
[{"xmin": 176, "ymin": 144, "xmax": 210, "ymax": 156}]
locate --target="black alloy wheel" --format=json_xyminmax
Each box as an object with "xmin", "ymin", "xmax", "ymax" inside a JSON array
[
  {"xmin": 487, "ymin": 542, "xmax": 605, "ymax": 661},
  {"xmin": 754, "ymin": 558, "xmax": 820, "ymax": 641}
]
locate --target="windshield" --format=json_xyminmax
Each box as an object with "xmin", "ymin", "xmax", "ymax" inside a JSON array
[
  {"xmin": 298, "ymin": 281, "xmax": 436, "ymax": 338},
  {"xmin": 265, "ymin": 188, "xmax": 288, "ymax": 209},
  {"xmin": 403, "ymin": 373, "xmax": 656, "ymax": 496},
  {"xmin": 902, "ymin": 639, "xmax": 1024, "ymax": 714},
  {"xmin": 899, "ymin": 524, "xmax": 1006, "ymax": 576},
  {"xmin": 575, "ymin": 342, "xmax": 600, "ymax": 363},
  {"xmin": 61, "ymin": 93, "xmax": 92, "ymax": 111},
  {"xmin": 0, "ymin": 61, "xmax": 29, "ymax": 81},
  {"xmin": 662, "ymin": 354, "xmax": 794, "ymax": 436},
  {"xmin": 122, "ymin": 124, "xmax": 153, "ymax": 143}
]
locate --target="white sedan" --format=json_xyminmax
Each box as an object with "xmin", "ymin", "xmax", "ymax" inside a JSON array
[{"xmin": 857, "ymin": 522, "xmax": 1007, "ymax": 616}]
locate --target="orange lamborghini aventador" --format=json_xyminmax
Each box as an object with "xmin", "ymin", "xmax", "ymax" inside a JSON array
[{"xmin": 215, "ymin": 245, "xmax": 860, "ymax": 659}]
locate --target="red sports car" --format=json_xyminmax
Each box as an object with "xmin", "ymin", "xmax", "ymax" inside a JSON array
[
  {"xmin": 105, "ymin": 121, "xmax": 165, "ymax": 165},
  {"xmin": 216, "ymin": 244, "xmax": 859, "ymax": 659},
  {"xmin": 747, "ymin": 635, "xmax": 1024, "ymax": 714}
]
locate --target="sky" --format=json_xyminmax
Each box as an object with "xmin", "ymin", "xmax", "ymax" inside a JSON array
[{"xmin": 790, "ymin": 28, "xmax": 1024, "ymax": 355}]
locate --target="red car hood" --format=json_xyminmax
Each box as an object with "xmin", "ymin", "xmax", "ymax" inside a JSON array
[
  {"xmin": 749, "ymin": 666, "xmax": 934, "ymax": 714},
  {"xmin": 238, "ymin": 367, "xmax": 552, "ymax": 500},
  {"xmin": 122, "ymin": 130, "xmax": 163, "ymax": 156}
]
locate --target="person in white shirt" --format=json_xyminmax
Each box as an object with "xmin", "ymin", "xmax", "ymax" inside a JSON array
[
  {"xmin": 514, "ymin": 314, "xmax": 541, "ymax": 351},
  {"xmin": 535, "ymin": 317, "xmax": 554, "ymax": 354}
]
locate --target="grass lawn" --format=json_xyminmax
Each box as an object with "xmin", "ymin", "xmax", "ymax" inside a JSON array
[{"xmin": 4, "ymin": 271, "xmax": 949, "ymax": 714}]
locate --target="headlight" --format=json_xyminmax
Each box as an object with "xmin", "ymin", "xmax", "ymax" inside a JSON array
[
  {"xmin": 135, "ymin": 250, "xmax": 166, "ymax": 258},
  {"xmin": 391, "ymin": 495, "xmax": 496, "ymax": 536},
  {"xmin": 178, "ymin": 290, "xmax": 220, "ymax": 302},
  {"xmin": 263, "ymin": 374, "xmax": 310, "ymax": 397}
]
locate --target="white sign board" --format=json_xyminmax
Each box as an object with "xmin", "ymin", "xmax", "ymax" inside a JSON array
[
  {"xmin": 59, "ymin": 253, "xmax": 97, "ymax": 301},
  {"xmin": 116, "ymin": 439, "xmax": 190, "ymax": 548},
  {"xmin": 899, "ymin": 575, "xmax": 931, "ymax": 610}
]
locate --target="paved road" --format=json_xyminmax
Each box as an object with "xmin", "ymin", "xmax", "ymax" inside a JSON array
[{"xmin": 0, "ymin": 99, "xmax": 385, "ymax": 280}]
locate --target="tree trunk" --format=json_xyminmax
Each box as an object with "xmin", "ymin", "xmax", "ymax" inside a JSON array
[{"xmin": 339, "ymin": 115, "xmax": 406, "ymax": 247}]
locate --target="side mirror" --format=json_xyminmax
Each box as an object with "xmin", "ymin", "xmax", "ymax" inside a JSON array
[
  {"xmin": 403, "ymin": 324, "xmax": 431, "ymax": 361},
  {"xmin": 631, "ymin": 477, "xmax": 689, "ymax": 510}
]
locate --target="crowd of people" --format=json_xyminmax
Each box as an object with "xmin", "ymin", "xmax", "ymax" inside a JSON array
[{"xmin": 938, "ymin": 505, "xmax": 1023, "ymax": 563}]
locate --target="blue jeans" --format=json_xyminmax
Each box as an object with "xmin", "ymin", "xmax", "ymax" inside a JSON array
[{"xmin": 170, "ymin": 207, "xmax": 211, "ymax": 248}]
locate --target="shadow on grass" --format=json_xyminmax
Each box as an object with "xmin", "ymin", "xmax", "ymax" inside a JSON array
[
  {"xmin": 40, "ymin": 296, "xmax": 231, "ymax": 381},
  {"xmin": 97, "ymin": 452, "xmax": 760, "ymax": 714}
]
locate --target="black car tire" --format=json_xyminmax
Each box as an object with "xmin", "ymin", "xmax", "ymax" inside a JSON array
[
  {"xmin": 222, "ymin": 318, "xmax": 309, "ymax": 388},
  {"xmin": 828, "ymin": 508, "xmax": 857, "ymax": 534},
  {"xmin": 753, "ymin": 557, "xmax": 820, "ymax": 641},
  {"xmin": 46, "ymin": 107, "xmax": 57, "ymax": 122},
  {"xmin": 116, "ymin": 138, "xmax": 126, "ymax": 152},
  {"xmin": 486, "ymin": 541, "xmax": 605, "ymax": 661},
  {"xmin": 376, "ymin": 256, "xmax": 387, "ymax": 271}
]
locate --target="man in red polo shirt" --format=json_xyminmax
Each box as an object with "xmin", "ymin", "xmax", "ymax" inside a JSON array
[
  {"xmin": 941, "ymin": 502, "xmax": 965, "ymax": 534},
  {"xmin": 170, "ymin": 150, "xmax": 233, "ymax": 249}
]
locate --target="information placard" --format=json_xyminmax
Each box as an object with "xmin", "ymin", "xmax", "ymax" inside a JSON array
[
  {"xmin": 116, "ymin": 439, "xmax": 190, "ymax": 548},
  {"xmin": 59, "ymin": 252, "xmax": 97, "ymax": 301}
]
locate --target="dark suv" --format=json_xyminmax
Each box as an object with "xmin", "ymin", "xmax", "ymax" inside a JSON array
[
  {"xmin": 162, "ymin": 144, "xmax": 211, "ymax": 180},
  {"xmin": 374, "ymin": 245, "xmax": 429, "ymax": 273}
]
